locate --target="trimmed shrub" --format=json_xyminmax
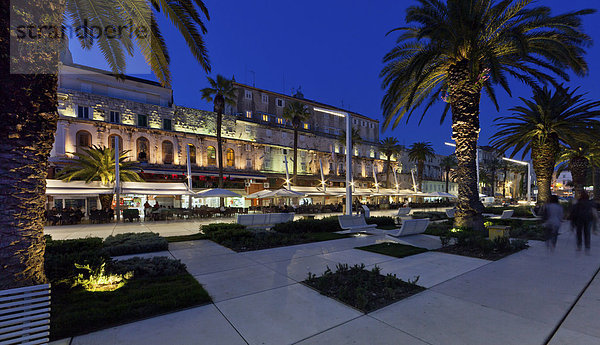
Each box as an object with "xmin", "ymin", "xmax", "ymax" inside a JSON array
[
  {"xmin": 201, "ymin": 223, "xmax": 246, "ymax": 235},
  {"xmin": 273, "ymin": 217, "xmax": 342, "ymax": 234},
  {"xmin": 110, "ymin": 257, "xmax": 187, "ymax": 278},
  {"xmin": 412, "ymin": 211, "xmax": 447, "ymax": 221},
  {"xmin": 103, "ymin": 232, "xmax": 168, "ymax": 256},
  {"xmin": 44, "ymin": 237, "xmax": 109, "ymax": 284}
]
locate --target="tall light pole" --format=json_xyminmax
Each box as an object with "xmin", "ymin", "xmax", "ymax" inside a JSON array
[
  {"xmin": 503, "ymin": 157, "xmax": 531, "ymax": 203},
  {"xmin": 314, "ymin": 107, "xmax": 352, "ymax": 215}
]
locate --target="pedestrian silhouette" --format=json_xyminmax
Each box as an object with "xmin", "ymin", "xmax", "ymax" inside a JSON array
[
  {"xmin": 569, "ymin": 191, "xmax": 597, "ymax": 253},
  {"xmin": 541, "ymin": 195, "xmax": 563, "ymax": 250}
]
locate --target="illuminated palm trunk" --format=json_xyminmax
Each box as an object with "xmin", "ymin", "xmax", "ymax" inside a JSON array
[
  {"xmin": 292, "ymin": 122, "xmax": 299, "ymax": 185},
  {"xmin": 416, "ymin": 160, "xmax": 424, "ymax": 192},
  {"xmin": 214, "ymin": 95, "xmax": 225, "ymax": 207},
  {"xmin": 531, "ymin": 137, "xmax": 558, "ymax": 204},
  {"xmin": 447, "ymin": 61, "xmax": 485, "ymax": 231},
  {"xmin": 0, "ymin": 0, "xmax": 65, "ymax": 288},
  {"xmin": 570, "ymin": 156, "xmax": 588, "ymax": 199}
]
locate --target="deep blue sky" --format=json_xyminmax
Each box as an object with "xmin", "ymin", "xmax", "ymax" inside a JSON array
[{"xmin": 69, "ymin": 0, "xmax": 600, "ymax": 156}]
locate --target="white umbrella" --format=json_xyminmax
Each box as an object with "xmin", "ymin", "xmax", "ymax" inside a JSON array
[
  {"xmin": 245, "ymin": 189, "xmax": 273, "ymax": 199},
  {"xmin": 422, "ymin": 191, "xmax": 458, "ymax": 198},
  {"xmin": 195, "ymin": 188, "xmax": 241, "ymax": 198},
  {"xmin": 257, "ymin": 189, "xmax": 306, "ymax": 198}
]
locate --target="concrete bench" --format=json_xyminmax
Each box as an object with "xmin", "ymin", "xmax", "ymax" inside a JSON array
[
  {"xmin": 237, "ymin": 213, "xmax": 295, "ymax": 229},
  {"xmin": 386, "ymin": 218, "xmax": 430, "ymax": 239},
  {"xmin": 338, "ymin": 215, "xmax": 377, "ymax": 233},
  {"xmin": 396, "ymin": 207, "xmax": 411, "ymax": 217},
  {"xmin": 446, "ymin": 208, "xmax": 456, "ymax": 219},
  {"xmin": 361, "ymin": 205, "xmax": 371, "ymax": 218},
  {"xmin": 490, "ymin": 210, "xmax": 514, "ymax": 220}
]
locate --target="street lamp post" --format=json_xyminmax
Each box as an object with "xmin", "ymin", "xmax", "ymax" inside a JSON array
[
  {"xmin": 502, "ymin": 157, "xmax": 532, "ymax": 203},
  {"xmin": 314, "ymin": 107, "xmax": 352, "ymax": 215}
]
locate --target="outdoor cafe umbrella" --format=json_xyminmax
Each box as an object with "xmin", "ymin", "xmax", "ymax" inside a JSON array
[
  {"xmin": 256, "ymin": 189, "xmax": 306, "ymax": 198},
  {"xmin": 421, "ymin": 191, "xmax": 458, "ymax": 198},
  {"xmin": 195, "ymin": 188, "xmax": 241, "ymax": 198},
  {"xmin": 245, "ymin": 189, "xmax": 274, "ymax": 199}
]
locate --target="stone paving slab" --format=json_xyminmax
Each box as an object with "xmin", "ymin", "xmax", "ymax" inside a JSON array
[
  {"xmin": 216, "ymin": 283, "xmax": 362, "ymax": 345},
  {"xmin": 385, "ymin": 233, "xmax": 444, "ymax": 250},
  {"xmin": 71, "ymin": 304, "xmax": 247, "ymax": 345},
  {"xmin": 175, "ymin": 252, "xmax": 256, "ymax": 276},
  {"xmin": 548, "ymin": 328, "xmax": 600, "ymax": 345},
  {"xmin": 264, "ymin": 255, "xmax": 340, "ymax": 281},
  {"xmin": 169, "ymin": 240, "xmax": 236, "ymax": 257},
  {"xmin": 370, "ymin": 290, "xmax": 551, "ymax": 345},
  {"xmin": 194, "ymin": 264, "xmax": 296, "ymax": 302},
  {"xmin": 317, "ymin": 248, "xmax": 397, "ymax": 267},
  {"xmin": 295, "ymin": 315, "xmax": 430, "ymax": 345}
]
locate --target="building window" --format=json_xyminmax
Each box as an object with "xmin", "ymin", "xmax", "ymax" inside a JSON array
[
  {"xmin": 77, "ymin": 106, "xmax": 90, "ymax": 119},
  {"xmin": 303, "ymin": 123, "xmax": 309, "ymax": 130},
  {"xmin": 162, "ymin": 140, "xmax": 174, "ymax": 164},
  {"xmin": 246, "ymin": 158, "xmax": 252, "ymax": 169},
  {"xmin": 108, "ymin": 134, "xmax": 123, "ymax": 151},
  {"xmin": 276, "ymin": 98, "xmax": 284, "ymax": 107},
  {"xmin": 245, "ymin": 90, "xmax": 252, "ymax": 100},
  {"xmin": 109, "ymin": 111, "xmax": 120, "ymax": 123},
  {"xmin": 262, "ymin": 114, "xmax": 269, "ymax": 122},
  {"xmin": 266, "ymin": 129, "xmax": 272, "ymax": 137},
  {"xmin": 163, "ymin": 118, "xmax": 172, "ymax": 131},
  {"xmin": 137, "ymin": 114, "xmax": 148, "ymax": 127},
  {"xmin": 245, "ymin": 111, "xmax": 252, "ymax": 118},
  {"xmin": 188, "ymin": 144, "xmax": 196, "ymax": 165},
  {"xmin": 245, "ymin": 144, "xmax": 252, "ymax": 152},
  {"xmin": 226, "ymin": 148, "xmax": 235, "ymax": 167},
  {"xmin": 263, "ymin": 159, "xmax": 271, "ymax": 170},
  {"xmin": 136, "ymin": 137, "xmax": 149, "ymax": 162},
  {"xmin": 264, "ymin": 146, "xmax": 271, "ymax": 153},
  {"xmin": 353, "ymin": 119, "xmax": 358, "ymax": 125},
  {"xmin": 75, "ymin": 130, "xmax": 92, "ymax": 154},
  {"xmin": 207, "ymin": 146, "xmax": 216, "ymax": 165},
  {"xmin": 277, "ymin": 117, "xmax": 284, "ymax": 125},
  {"xmin": 261, "ymin": 94, "xmax": 268, "ymax": 103}
]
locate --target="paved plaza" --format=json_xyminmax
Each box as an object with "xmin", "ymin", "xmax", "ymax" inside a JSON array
[{"xmin": 46, "ymin": 219, "xmax": 600, "ymax": 345}]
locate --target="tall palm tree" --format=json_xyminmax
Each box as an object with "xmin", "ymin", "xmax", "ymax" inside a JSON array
[
  {"xmin": 58, "ymin": 145, "xmax": 142, "ymax": 210},
  {"xmin": 200, "ymin": 75, "xmax": 237, "ymax": 192},
  {"xmin": 337, "ymin": 128, "xmax": 361, "ymax": 149},
  {"xmin": 380, "ymin": 137, "xmax": 403, "ymax": 188},
  {"xmin": 491, "ymin": 86, "xmax": 600, "ymax": 204},
  {"xmin": 283, "ymin": 101, "xmax": 311, "ymax": 185},
  {"xmin": 482, "ymin": 157, "xmax": 502, "ymax": 197},
  {"xmin": 1, "ymin": 0, "xmax": 211, "ymax": 288},
  {"xmin": 380, "ymin": 0, "xmax": 593, "ymax": 230},
  {"xmin": 440, "ymin": 154, "xmax": 457, "ymax": 193},
  {"xmin": 407, "ymin": 142, "xmax": 435, "ymax": 192},
  {"xmin": 556, "ymin": 143, "xmax": 600, "ymax": 199}
]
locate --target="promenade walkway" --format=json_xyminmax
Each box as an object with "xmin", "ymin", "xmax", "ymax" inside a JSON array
[{"xmin": 50, "ymin": 221, "xmax": 600, "ymax": 345}]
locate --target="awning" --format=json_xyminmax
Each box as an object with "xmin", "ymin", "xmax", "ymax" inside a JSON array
[
  {"xmin": 120, "ymin": 182, "xmax": 194, "ymax": 195},
  {"xmin": 46, "ymin": 179, "xmax": 114, "ymax": 195}
]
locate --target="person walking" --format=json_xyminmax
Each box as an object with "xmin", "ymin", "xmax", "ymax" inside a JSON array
[
  {"xmin": 569, "ymin": 191, "xmax": 597, "ymax": 252},
  {"xmin": 541, "ymin": 195, "xmax": 563, "ymax": 250}
]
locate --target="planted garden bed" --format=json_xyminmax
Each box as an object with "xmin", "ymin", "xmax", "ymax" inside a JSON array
[
  {"xmin": 304, "ymin": 264, "xmax": 425, "ymax": 313},
  {"xmin": 356, "ymin": 243, "xmax": 427, "ymax": 258},
  {"xmin": 45, "ymin": 237, "xmax": 210, "ymax": 340},
  {"xmin": 437, "ymin": 231, "xmax": 529, "ymax": 261}
]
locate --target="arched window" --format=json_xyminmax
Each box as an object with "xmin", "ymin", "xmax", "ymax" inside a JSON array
[
  {"xmin": 108, "ymin": 134, "xmax": 123, "ymax": 152},
  {"xmin": 75, "ymin": 130, "xmax": 92, "ymax": 154},
  {"xmin": 207, "ymin": 146, "xmax": 216, "ymax": 165},
  {"xmin": 136, "ymin": 137, "xmax": 149, "ymax": 162},
  {"xmin": 188, "ymin": 144, "xmax": 197, "ymax": 165},
  {"xmin": 162, "ymin": 140, "xmax": 174, "ymax": 164},
  {"xmin": 226, "ymin": 148, "xmax": 235, "ymax": 167}
]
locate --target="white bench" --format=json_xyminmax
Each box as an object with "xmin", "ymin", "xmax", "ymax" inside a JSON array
[
  {"xmin": 490, "ymin": 210, "xmax": 514, "ymax": 220},
  {"xmin": 396, "ymin": 207, "xmax": 411, "ymax": 217},
  {"xmin": 236, "ymin": 213, "xmax": 295, "ymax": 228},
  {"xmin": 386, "ymin": 219, "xmax": 430, "ymax": 239},
  {"xmin": 338, "ymin": 215, "xmax": 377, "ymax": 233},
  {"xmin": 446, "ymin": 208, "xmax": 456, "ymax": 219},
  {"xmin": 361, "ymin": 205, "xmax": 371, "ymax": 218},
  {"xmin": 0, "ymin": 284, "xmax": 51, "ymax": 345}
]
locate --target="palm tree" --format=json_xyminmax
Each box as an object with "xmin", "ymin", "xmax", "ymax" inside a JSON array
[
  {"xmin": 337, "ymin": 128, "xmax": 361, "ymax": 149},
  {"xmin": 556, "ymin": 143, "xmax": 600, "ymax": 199},
  {"xmin": 283, "ymin": 101, "xmax": 311, "ymax": 185},
  {"xmin": 491, "ymin": 86, "xmax": 600, "ymax": 204},
  {"xmin": 407, "ymin": 142, "xmax": 435, "ymax": 192},
  {"xmin": 380, "ymin": 137, "xmax": 403, "ymax": 188},
  {"xmin": 482, "ymin": 157, "xmax": 502, "ymax": 197},
  {"xmin": 380, "ymin": 0, "xmax": 593, "ymax": 230},
  {"xmin": 200, "ymin": 75, "xmax": 237, "ymax": 192},
  {"xmin": 58, "ymin": 145, "xmax": 142, "ymax": 210},
  {"xmin": 440, "ymin": 155, "xmax": 457, "ymax": 193},
  {"xmin": 1, "ymin": 0, "xmax": 211, "ymax": 288}
]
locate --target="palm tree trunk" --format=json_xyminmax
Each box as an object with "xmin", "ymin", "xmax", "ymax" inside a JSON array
[
  {"xmin": 593, "ymin": 166, "xmax": 600, "ymax": 203},
  {"xmin": 417, "ymin": 161, "xmax": 424, "ymax": 192},
  {"xmin": 293, "ymin": 128, "xmax": 298, "ymax": 185},
  {"xmin": 445, "ymin": 170, "xmax": 449, "ymax": 193},
  {"xmin": 447, "ymin": 60, "xmax": 484, "ymax": 231},
  {"xmin": 503, "ymin": 168, "xmax": 507, "ymax": 198},
  {"xmin": 0, "ymin": 0, "xmax": 65, "ymax": 288},
  {"xmin": 385, "ymin": 157, "xmax": 391, "ymax": 188},
  {"xmin": 570, "ymin": 156, "xmax": 588, "ymax": 200},
  {"xmin": 491, "ymin": 170, "xmax": 496, "ymax": 197},
  {"xmin": 99, "ymin": 194, "xmax": 114, "ymax": 210},
  {"xmin": 531, "ymin": 138, "xmax": 558, "ymax": 205}
]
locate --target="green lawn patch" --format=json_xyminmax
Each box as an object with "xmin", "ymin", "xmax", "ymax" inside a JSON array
[
  {"xmin": 164, "ymin": 232, "xmax": 209, "ymax": 243},
  {"xmin": 304, "ymin": 264, "xmax": 425, "ymax": 313},
  {"xmin": 51, "ymin": 274, "xmax": 210, "ymax": 340},
  {"xmin": 356, "ymin": 242, "xmax": 427, "ymax": 258}
]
